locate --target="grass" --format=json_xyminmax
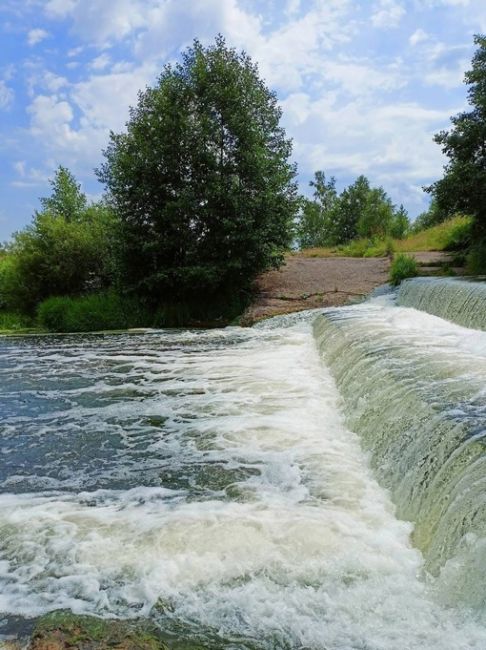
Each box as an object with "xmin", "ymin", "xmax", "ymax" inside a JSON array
[
  {"xmin": 389, "ymin": 253, "xmax": 419, "ymax": 286},
  {"xmin": 37, "ymin": 292, "xmax": 150, "ymax": 333},
  {"xmin": 395, "ymin": 215, "xmax": 472, "ymax": 252},
  {"xmin": 0, "ymin": 311, "xmax": 37, "ymax": 334},
  {"xmin": 298, "ymin": 215, "xmax": 473, "ymax": 258}
]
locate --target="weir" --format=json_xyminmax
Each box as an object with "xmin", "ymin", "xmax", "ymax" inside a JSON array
[
  {"xmin": 2, "ymin": 292, "xmax": 486, "ymax": 647},
  {"xmin": 313, "ymin": 300, "xmax": 486, "ymax": 608},
  {"xmin": 397, "ymin": 276, "xmax": 486, "ymax": 330}
]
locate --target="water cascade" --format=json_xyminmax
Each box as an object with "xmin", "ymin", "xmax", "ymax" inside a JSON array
[
  {"xmin": 313, "ymin": 299, "xmax": 486, "ymax": 609},
  {"xmin": 397, "ymin": 276, "xmax": 486, "ymax": 330},
  {"xmin": 1, "ymin": 295, "xmax": 486, "ymax": 647}
]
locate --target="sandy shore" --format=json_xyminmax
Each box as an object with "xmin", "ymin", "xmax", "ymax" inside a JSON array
[{"xmin": 241, "ymin": 251, "xmax": 454, "ymax": 324}]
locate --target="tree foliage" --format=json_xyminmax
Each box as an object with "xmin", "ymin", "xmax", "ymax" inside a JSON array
[
  {"xmin": 297, "ymin": 172, "xmax": 337, "ymax": 248},
  {"xmin": 39, "ymin": 166, "xmax": 87, "ymax": 222},
  {"xmin": 296, "ymin": 172, "xmax": 408, "ymax": 247},
  {"xmin": 427, "ymin": 34, "xmax": 486, "ymax": 238},
  {"xmin": 0, "ymin": 168, "xmax": 118, "ymax": 313},
  {"xmin": 97, "ymin": 36, "xmax": 298, "ymax": 303}
]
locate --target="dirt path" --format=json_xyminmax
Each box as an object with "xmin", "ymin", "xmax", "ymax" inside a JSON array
[{"xmin": 241, "ymin": 251, "xmax": 457, "ymax": 325}]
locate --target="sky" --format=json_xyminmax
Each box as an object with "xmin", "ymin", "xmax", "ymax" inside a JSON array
[{"xmin": 0, "ymin": 0, "xmax": 482, "ymax": 240}]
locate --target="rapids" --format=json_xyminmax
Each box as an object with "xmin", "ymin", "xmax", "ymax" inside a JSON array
[
  {"xmin": 397, "ymin": 276, "xmax": 486, "ymax": 330},
  {"xmin": 0, "ymin": 286, "xmax": 486, "ymax": 648}
]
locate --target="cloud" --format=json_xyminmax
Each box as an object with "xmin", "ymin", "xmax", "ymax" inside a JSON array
[
  {"xmin": 27, "ymin": 28, "xmax": 49, "ymax": 46},
  {"xmin": 13, "ymin": 161, "xmax": 26, "ymax": 177},
  {"xmin": 0, "ymin": 80, "xmax": 14, "ymax": 109},
  {"xmin": 44, "ymin": 0, "xmax": 146, "ymax": 46},
  {"xmin": 90, "ymin": 53, "xmax": 111, "ymax": 70},
  {"xmin": 371, "ymin": 0, "xmax": 406, "ymax": 28},
  {"xmin": 409, "ymin": 29, "xmax": 429, "ymax": 46}
]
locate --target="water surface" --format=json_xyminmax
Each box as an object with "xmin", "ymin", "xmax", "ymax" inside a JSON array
[{"xmin": 1, "ymin": 316, "xmax": 486, "ymax": 648}]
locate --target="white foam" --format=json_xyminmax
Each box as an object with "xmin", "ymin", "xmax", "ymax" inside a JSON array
[{"xmin": 1, "ymin": 325, "xmax": 486, "ymax": 647}]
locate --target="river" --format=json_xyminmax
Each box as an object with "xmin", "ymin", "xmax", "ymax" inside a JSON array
[{"xmin": 0, "ymin": 281, "xmax": 486, "ymax": 648}]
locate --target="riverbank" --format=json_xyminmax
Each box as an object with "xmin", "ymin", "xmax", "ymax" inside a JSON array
[
  {"xmin": 240, "ymin": 250, "xmax": 458, "ymax": 325},
  {"xmin": 0, "ymin": 251, "xmax": 460, "ymax": 335}
]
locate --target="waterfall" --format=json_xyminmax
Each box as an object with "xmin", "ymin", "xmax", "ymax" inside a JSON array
[
  {"xmin": 397, "ymin": 277, "xmax": 486, "ymax": 330},
  {"xmin": 313, "ymin": 300, "xmax": 486, "ymax": 608}
]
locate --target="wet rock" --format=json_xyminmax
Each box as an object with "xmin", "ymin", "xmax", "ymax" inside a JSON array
[{"xmin": 29, "ymin": 611, "xmax": 169, "ymax": 650}]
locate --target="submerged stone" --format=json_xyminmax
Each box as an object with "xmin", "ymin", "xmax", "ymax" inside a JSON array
[{"xmin": 29, "ymin": 611, "xmax": 169, "ymax": 650}]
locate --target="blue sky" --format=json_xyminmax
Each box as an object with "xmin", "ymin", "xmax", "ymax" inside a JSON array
[{"xmin": 0, "ymin": 0, "xmax": 481, "ymax": 240}]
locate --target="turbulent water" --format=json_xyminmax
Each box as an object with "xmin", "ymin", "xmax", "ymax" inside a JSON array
[
  {"xmin": 397, "ymin": 276, "xmax": 486, "ymax": 330},
  {"xmin": 1, "ymin": 291, "xmax": 486, "ymax": 648}
]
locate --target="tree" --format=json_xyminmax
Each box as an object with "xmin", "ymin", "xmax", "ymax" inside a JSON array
[
  {"xmin": 357, "ymin": 186, "xmax": 394, "ymax": 239},
  {"xmin": 97, "ymin": 36, "xmax": 298, "ymax": 304},
  {"xmin": 297, "ymin": 171, "xmax": 338, "ymax": 248},
  {"xmin": 389, "ymin": 204, "xmax": 410, "ymax": 239},
  {"xmin": 411, "ymin": 199, "xmax": 443, "ymax": 233},
  {"xmin": 427, "ymin": 34, "xmax": 486, "ymax": 238},
  {"xmin": 39, "ymin": 166, "xmax": 87, "ymax": 222},
  {"xmin": 330, "ymin": 175, "xmax": 370, "ymax": 244},
  {"xmin": 0, "ymin": 169, "xmax": 118, "ymax": 313}
]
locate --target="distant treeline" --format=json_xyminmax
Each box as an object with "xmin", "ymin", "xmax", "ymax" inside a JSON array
[{"xmin": 296, "ymin": 172, "xmax": 410, "ymax": 249}]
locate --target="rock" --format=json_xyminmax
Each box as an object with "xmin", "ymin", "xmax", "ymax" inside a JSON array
[{"xmin": 29, "ymin": 611, "xmax": 169, "ymax": 650}]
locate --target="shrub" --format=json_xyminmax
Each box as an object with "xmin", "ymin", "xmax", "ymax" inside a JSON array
[
  {"xmin": 0, "ymin": 311, "xmax": 32, "ymax": 332},
  {"xmin": 467, "ymin": 240, "xmax": 486, "ymax": 274},
  {"xmin": 443, "ymin": 216, "xmax": 472, "ymax": 250},
  {"xmin": 389, "ymin": 254, "xmax": 418, "ymax": 286},
  {"xmin": 37, "ymin": 293, "xmax": 150, "ymax": 333},
  {"xmin": 0, "ymin": 168, "xmax": 120, "ymax": 314}
]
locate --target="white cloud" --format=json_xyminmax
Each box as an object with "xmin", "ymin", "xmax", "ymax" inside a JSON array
[
  {"xmin": 45, "ymin": 0, "xmax": 146, "ymax": 46},
  {"xmin": 13, "ymin": 161, "xmax": 26, "ymax": 177},
  {"xmin": 43, "ymin": 71, "xmax": 69, "ymax": 92},
  {"xmin": 0, "ymin": 80, "xmax": 14, "ymax": 109},
  {"xmin": 285, "ymin": 0, "xmax": 301, "ymax": 17},
  {"xmin": 27, "ymin": 28, "xmax": 49, "ymax": 46},
  {"xmin": 409, "ymin": 29, "xmax": 429, "ymax": 46},
  {"xmin": 90, "ymin": 53, "xmax": 111, "ymax": 70},
  {"xmin": 371, "ymin": 0, "xmax": 406, "ymax": 28},
  {"xmin": 44, "ymin": 0, "xmax": 78, "ymax": 18},
  {"xmin": 321, "ymin": 58, "xmax": 405, "ymax": 96}
]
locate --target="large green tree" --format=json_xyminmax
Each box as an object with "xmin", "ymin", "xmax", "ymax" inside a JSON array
[
  {"xmin": 428, "ymin": 34, "xmax": 486, "ymax": 238},
  {"xmin": 97, "ymin": 36, "xmax": 298, "ymax": 303}
]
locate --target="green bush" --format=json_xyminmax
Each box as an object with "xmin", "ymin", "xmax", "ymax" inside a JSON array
[
  {"xmin": 389, "ymin": 254, "xmax": 419, "ymax": 286},
  {"xmin": 0, "ymin": 311, "xmax": 32, "ymax": 332},
  {"xmin": 37, "ymin": 293, "xmax": 150, "ymax": 333},
  {"xmin": 467, "ymin": 240, "xmax": 486, "ymax": 274},
  {"xmin": 338, "ymin": 237, "xmax": 394, "ymax": 258},
  {"xmin": 443, "ymin": 216, "xmax": 472, "ymax": 250},
  {"xmin": 0, "ymin": 168, "xmax": 120, "ymax": 315}
]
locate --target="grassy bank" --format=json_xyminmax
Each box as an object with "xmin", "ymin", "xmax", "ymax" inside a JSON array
[
  {"xmin": 0, "ymin": 290, "xmax": 250, "ymax": 335},
  {"xmin": 299, "ymin": 215, "xmax": 472, "ymax": 258}
]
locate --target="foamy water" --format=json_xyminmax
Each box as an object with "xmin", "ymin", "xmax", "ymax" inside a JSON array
[{"xmin": 0, "ymin": 318, "xmax": 486, "ymax": 648}]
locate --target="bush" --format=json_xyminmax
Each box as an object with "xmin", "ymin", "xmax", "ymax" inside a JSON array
[
  {"xmin": 338, "ymin": 237, "xmax": 394, "ymax": 258},
  {"xmin": 389, "ymin": 254, "xmax": 418, "ymax": 286},
  {"xmin": 37, "ymin": 293, "xmax": 150, "ymax": 333},
  {"xmin": 443, "ymin": 215, "xmax": 472, "ymax": 250},
  {"xmin": 0, "ymin": 311, "xmax": 32, "ymax": 332},
  {"xmin": 467, "ymin": 240, "xmax": 486, "ymax": 274},
  {"xmin": 0, "ymin": 168, "xmax": 120, "ymax": 314}
]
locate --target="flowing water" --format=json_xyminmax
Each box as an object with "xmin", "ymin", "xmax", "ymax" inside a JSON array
[
  {"xmin": 397, "ymin": 277, "xmax": 486, "ymax": 330},
  {"xmin": 0, "ymin": 286, "xmax": 486, "ymax": 648}
]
